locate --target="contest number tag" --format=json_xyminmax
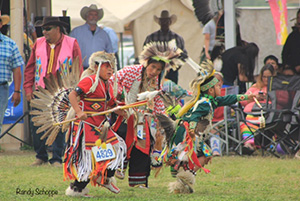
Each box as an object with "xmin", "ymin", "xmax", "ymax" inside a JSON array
[
  {"xmin": 92, "ymin": 143, "xmax": 116, "ymax": 162},
  {"xmin": 137, "ymin": 124, "xmax": 144, "ymax": 139}
]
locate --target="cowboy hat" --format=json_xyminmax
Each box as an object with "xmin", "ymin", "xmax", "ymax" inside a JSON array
[
  {"xmin": 0, "ymin": 14, "xmax": 10, "ymax": 26},
  {"xmin": 154, "ymin": 10, "xmax": 177, "ymax": 25},
  {"xmin": 35, "ymin": 16, "xmax": 68, "ymax": 27},
  {"xmin": 80, "ymin": 4, "xmax": 104, "ymax": 21}
]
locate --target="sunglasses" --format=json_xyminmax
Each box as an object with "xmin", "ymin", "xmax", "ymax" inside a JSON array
[{"xmin": 42, "ymin": 26, "xmax": 56, "ymax": 31}]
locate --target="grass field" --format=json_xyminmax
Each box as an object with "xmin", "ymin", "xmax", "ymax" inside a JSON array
[{"xmin": 0, "ymin": 150, "xmax": 299, "ymax": 201}]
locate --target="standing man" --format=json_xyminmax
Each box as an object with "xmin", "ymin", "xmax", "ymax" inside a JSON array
[
  {"xmin": 70, "ymin": 4, "xmax": 113, "ymax": 69},
  {"xmin": 200, "ymin": 13, "xmax": 219, "ymax": 64},
  {"xmin": 0, "ymin": 14, "xmax": 24, "ymax": 134},
  {"xmin": 143, "ymin": 10, "xmax": 187, "ymax": 84},
  {"xmin": 282, "ymin": 9, "xmax": 300, "ymax": 73},
  {"xmin": 102, "ymin": 26, "xmax": 120, "ymax": 70},
  {"xmin": 24, "ymin": 17, "xmax": 82, "ymax": 166}
]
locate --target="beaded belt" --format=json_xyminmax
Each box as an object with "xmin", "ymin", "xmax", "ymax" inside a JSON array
[{"xmin": 0, "ymin": 81, "xmax": 8, "ymax": 86}]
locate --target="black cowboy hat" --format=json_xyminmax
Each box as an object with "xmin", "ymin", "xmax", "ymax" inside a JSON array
[
  {"xmin": 35, "ymin": 16, "xmax": 68, "ymax": 27},
  {"xmin": 154, "ymin": 10, "xmax": 177, "ymax": 25}
]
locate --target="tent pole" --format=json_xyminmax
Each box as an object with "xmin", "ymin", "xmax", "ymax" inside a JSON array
[{"xmin": 120, "ymin": 32, "xmax": 124, "ymax": 67}]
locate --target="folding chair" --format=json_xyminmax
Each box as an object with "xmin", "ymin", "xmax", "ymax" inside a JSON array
[
  {"xmin": 209, "ymin": 86, "xmax": 240, "ymax": 155},
  {"xmin": 235, "ymin": 75, "xmax": 300, "ymax": 157}
]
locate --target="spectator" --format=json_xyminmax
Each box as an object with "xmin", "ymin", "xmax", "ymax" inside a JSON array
[
  {"xmin": 220, "ymin": 42, "xmax": 259, "ymax": 93},
  {"xmin": 282, "ymin": 9, "xmax": 300, "ymax": 73},
  {"xmin": 263, "ymin": 55, "xmax": 280, "ymax": 74},
  {"xmin": 70, "ymin": 4, "xmax": 113, "ymax": 69},
  {"xmin": 24, "ymin": 17, "xmax": 82, "ymax": 166},
  {"xmin": 200, "ymin": 13, "xmax": 219, "ymax": 63},
  {"xmin": 143, "ymin": 10, "xmax": 187, "ymax": 84},
  {"xmin": 23, "ymin": 14, "xmax": 37, "ymax": 62},
  {"xmin": 0, "ymin": 14, "xmax": 24, "ymax": 134},
  {"xmin": 239, "ymin": 64, "xmax": 276, "ymax": 154},
  {"xmin": 101, "ymin": 25, "xmax": 120, "ymax": 70},
  {"xmin": 282, "ymin": 66, "xmax": 296, "ymax": 75}
]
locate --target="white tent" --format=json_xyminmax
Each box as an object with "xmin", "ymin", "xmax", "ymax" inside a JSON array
[{"xmin": 52, "ymin": 0, "xmax": 204, "ymax": 89}]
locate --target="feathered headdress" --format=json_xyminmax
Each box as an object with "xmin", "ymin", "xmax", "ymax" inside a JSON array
[
  {"xmin": 139, "ymin": 39, "xmax": 184, "ymax": 71},
  {"xmin": 177, "ymin": 59, "xmax": 215, "ymax": 117}
]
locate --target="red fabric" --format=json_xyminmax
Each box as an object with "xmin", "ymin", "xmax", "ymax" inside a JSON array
[
  {"xmin": 135, "ymin": 117, "xmax": 151, "ymax": 155},
  {"xmin": 212, "ymin": 88, "xmax": 226, "ymax": 121},
  {"xmin": 77, "ymin": 75, "xmax": 116, "ymax": 126},
  {"xmin": 24, "ymin": 34, "xmax": 82, "ymax": 95},
  {"xmin": 112, "ymin": 115, "xmax": 123, "ymax": 132},
  {"xmin": 125, "ymin": 114, "xmax": 135, "ymax": 159}
]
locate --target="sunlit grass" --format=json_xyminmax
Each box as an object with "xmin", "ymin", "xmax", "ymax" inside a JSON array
[{"xmin": 0, "ymin": 151, "xmax": 299, "ymax": 201}]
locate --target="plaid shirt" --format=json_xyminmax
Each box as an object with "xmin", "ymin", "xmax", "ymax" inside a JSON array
[
  {"xmin": 0, "ymin": 33, "xmax": 24, "ymax": 82},
  {"xmin": 143, "ymin": 30, "xmax": 187, "ymax": 54}
]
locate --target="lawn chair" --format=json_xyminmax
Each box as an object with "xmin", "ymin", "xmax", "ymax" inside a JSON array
[
  {"xmin": 209, "ymin": 86, "xmax": 240, "ymax": 155},
  {"xmin": 235, "ymin": 74, "xmax": 300, "ymax": 157}
]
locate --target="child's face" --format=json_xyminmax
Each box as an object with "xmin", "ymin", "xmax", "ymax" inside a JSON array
[
  {"xmin": 146, "ymin": 62, "xmax": 163, "ymax": 79},
  {"xmin": 210, "ymin": 83, "xmax": 221, "ymax": 97},
  {"xmin": 99, "ymin": 62, "xmax": 113, "ymax": 81}
]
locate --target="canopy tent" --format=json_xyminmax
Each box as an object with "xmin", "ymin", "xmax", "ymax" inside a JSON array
[{"xmin": 51, "ymin": 0, "xmax": 204, "ymax": 89}]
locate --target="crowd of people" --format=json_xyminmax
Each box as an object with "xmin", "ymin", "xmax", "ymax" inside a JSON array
[{"xmin": 1, "ymin": 3, "xmax": 300, "ymax": 198}]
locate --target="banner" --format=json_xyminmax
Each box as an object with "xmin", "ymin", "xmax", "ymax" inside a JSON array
[
  {"xmin": 3, "ymin": 65, "xmax": 24, "ymax": 124},
  {"xmin": 269, "ymin": 0, "xmax": 288, "ymax": 45}
]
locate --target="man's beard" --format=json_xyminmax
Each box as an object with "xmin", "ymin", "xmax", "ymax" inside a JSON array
[{"xmin": 88, "ymin": 19, "xmax": 98, "ymax": 25}]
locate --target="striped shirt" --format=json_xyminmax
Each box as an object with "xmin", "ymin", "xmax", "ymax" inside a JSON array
[{"xmin": 0, "ymin": 33, "xmax": 24, "ymax": 82}]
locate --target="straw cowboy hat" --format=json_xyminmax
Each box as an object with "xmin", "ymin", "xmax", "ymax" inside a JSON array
[
  {"xmin": 0, "ymin": 14, "xmax": 10, "ymax": 25},
  {"xmin": 35, "ymin": 16, "xmax": 68, "ymax": 27},
  {"xmin": 80, "ymin": 4, "xmax": 104, "ymax": 21},
  {"xmin": 154, "ymin": 10, "xmax": 177, "ymax": 25}
]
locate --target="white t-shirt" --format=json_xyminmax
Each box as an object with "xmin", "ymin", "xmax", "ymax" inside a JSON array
[{"xmin": 202, "ymin": 19, "xmax": 216, "ymax": 51}]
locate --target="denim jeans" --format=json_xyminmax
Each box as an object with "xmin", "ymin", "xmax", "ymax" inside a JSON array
[{"xmin": 0, "ymin": 83, "xmax": 9, "ymax": 135}]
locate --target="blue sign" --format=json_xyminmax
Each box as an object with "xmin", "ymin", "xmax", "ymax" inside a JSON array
[{"xmin": 3, "ymin": 65, "xmax": 24, "ymax": 124}]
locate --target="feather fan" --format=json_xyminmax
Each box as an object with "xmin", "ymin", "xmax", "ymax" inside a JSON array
[{"xmin": 30, "ymin": 57, "xmax": 81, "ymax": 146}]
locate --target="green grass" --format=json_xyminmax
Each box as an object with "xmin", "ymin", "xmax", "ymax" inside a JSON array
[{"xmin": 0, "ymin": 150, "xmax": 299, "ymax": 201}]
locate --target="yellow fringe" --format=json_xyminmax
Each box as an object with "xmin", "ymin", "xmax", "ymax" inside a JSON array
[{"xmin": 177, "ymin": 84, "xmax": 201, "ymax": 117}]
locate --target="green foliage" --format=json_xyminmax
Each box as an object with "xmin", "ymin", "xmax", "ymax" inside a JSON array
[
  {"xmin": 0, "ymin": 151, "xmax": 299, "ymax": 201},
  {"xmin": 19, "ymin": 144, "xmax": 34, "ymax": 151}
]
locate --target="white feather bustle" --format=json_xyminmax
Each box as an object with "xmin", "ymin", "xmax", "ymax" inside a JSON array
[
  {"xmin": 65, "ymin": 186, "xmax": 89, "ymax": 197},
  {"xmin": 169, "ymin": 168, "xmax": 195, "ymax": 194}
]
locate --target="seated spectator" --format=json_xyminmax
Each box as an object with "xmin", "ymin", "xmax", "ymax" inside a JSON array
[
  {"xmin": 282, "ymin": 66, "xmax": 296, "ymax": 75},
  {"xmin": 263, "ymin": 55, "xmax": 280, "ymax": 74},
  {"xmin": 239, "ymin": 64, "xmax": 276, "ymax": 154}
]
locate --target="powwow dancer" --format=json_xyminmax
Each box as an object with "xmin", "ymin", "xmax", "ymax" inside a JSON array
[
  {"xmin": 157, "ymin": 60, "xmax": 257, "ymax": 194},
  {"xmin": 109, "ymin": 40, "xmax": 184, "ymax": 188},
  {"xmin": 63, "ymin": 52, "xmax": 127, "ymax": 196}
]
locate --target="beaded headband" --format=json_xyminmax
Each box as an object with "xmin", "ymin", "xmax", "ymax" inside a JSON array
[{"xmin": 200, "ymin": 77, "xmax": 219, "ymax": 91}]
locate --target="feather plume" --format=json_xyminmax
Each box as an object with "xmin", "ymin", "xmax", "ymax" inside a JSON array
[
  {"xmin": 40, "ymin": 126, "xmax": 55, "ymax": 139},
  {"xmin": 158, "ymin": 92, "xmax": 176, "ymax": 108},
  {"xmin": 137, "ymin": 90, "xmax": 160, "ymax": 101},
  {"xmin": 191, "ymin": 0, "xmax": 240, "ymax": 26},
  {"xmin": 140, "ymin": 39, "xmax": 184, "ymax": 71},
  {"xmin": 156, "ymin": 113, "xmax": 176, "ymax": 145},
  {"xmin": 45, "ymin": 126, "xmax": 61, "ymax": 146},
  {"xmin": 192, "ymin": 0, "xmax": 215, "ymax": 26}
]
